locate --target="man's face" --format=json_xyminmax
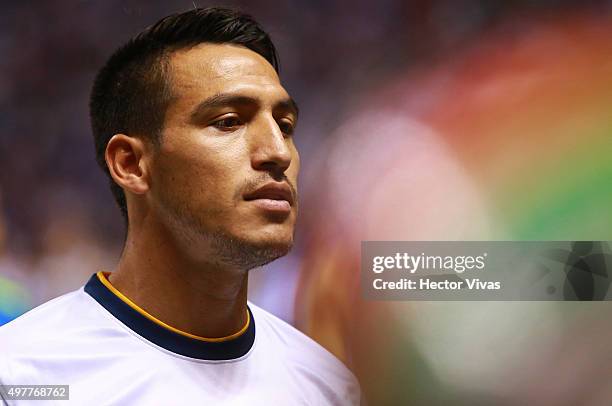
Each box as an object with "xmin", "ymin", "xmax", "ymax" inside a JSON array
[{"xmin": 149, "ymin": 43, "xmax": 299, "ymax": 269}]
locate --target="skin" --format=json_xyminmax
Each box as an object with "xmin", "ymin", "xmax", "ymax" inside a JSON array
[{"xmin": 104, "ymin": 43, "xmax": 300, "ymax": 338}]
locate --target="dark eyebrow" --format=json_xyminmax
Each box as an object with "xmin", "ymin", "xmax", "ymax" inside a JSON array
[
  {"xmin": 189, "ymin": 93, "xmax": 299, "ymax": 123},
  {"xmin": 278, "ymin": 98, "xmax": 299, "ymax": 120}
]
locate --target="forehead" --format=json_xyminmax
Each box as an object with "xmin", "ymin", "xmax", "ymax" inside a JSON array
[{"xmin": 166, "ymin": 43, "xmax": 286, "ymax": 104}]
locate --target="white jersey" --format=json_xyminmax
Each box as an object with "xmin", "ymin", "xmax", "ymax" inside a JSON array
[{"xmin": 0, "ymin": 272, "xmax": 360, "ymax": 405}]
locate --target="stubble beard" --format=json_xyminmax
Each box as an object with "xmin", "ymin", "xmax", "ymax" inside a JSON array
[
  {"xmin": 208, "ymin": 229, "xmax": 293, "ymax": 271},
  {"xmin": 162, "ymin": 198, "xmax": 294, "ymax": 271}
]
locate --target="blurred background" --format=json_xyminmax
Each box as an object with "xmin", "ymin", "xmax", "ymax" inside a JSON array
[{"xmin": 1, "ymin": 0, "xmax": 612, "ymax": 404}]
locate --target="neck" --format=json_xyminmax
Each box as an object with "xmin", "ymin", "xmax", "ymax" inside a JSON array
[{"xmin": 108, "ymin": 219, "xmax": 249, "ymax": 339}]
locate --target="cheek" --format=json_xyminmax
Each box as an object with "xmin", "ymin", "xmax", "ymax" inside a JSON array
[
  {"xmin": 289, "ymin": 148, "xmax": 300, "ymax": 185},
  {"xmin": 154, "ymin": 136, "xmax": 247, "ymax": 205}
]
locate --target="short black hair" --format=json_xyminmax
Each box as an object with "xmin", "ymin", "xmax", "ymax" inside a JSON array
[{"xmin": 89, "ymin": 7, "xmax": 279, "ymax": 221}]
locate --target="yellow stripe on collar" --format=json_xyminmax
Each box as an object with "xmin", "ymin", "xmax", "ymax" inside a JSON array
[{"xmin": 96, "ymin": 271, "xmax": 250, "ymax": 342}]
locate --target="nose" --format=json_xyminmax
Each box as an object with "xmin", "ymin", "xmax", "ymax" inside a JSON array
[{"xmin": 249, "ymin": 115, "xmax": 292, "ymax": 176}]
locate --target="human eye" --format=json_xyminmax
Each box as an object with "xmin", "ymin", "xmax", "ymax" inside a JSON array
[
  {"xmin": 278, "ymin": 119, "xmax": 295, "ymax": 136},
  {"xmin": 211, "ymin": 115, "xmax": 243, "ymax": 131}
]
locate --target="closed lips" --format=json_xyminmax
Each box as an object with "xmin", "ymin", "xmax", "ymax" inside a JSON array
[{"xmin": 244, "ymin": 183, "xmax": 293, "ymax": 206}]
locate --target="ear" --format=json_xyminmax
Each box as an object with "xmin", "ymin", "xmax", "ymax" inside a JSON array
[{"xmin": 105, "ymin": 134, "xmax": 150, "ymax": 195}]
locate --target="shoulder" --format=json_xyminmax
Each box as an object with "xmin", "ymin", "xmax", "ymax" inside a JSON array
[
  {"xmin": 0, "ymin": 290, "xmax": 76, "ymax": 382},
  {"xmin": 0, "ymin": 288, "xmax": 119, "ymax": 383},
  {"xmin": 0, "ymin": 288, "xmax": 113, "ymax": 356},
  {"xmin": 249, "ymin": 302, "xmax": 361, "ymax": 404},
  {"xmin": 0, "ymin": 287, "xmax": 125, "ymax": 353},
  {"xmin": 1, "ymin": 289, "xmax": 79, "ymax": 332},
  {"xmin": 0, "ymin": 288, "xmax": 132, "ymax": 384},
  {"xmin": 0, "ymin": 289, "xmax": 93, "ymax": 344},
  {"xmin": 249, "ymin": 302, "xmax": 346, "ymax": 367}
]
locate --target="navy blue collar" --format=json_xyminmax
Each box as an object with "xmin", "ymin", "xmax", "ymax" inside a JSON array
[{"xmin": 84, "ymin": 273, "xmax": 255, "ymax": 361}]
